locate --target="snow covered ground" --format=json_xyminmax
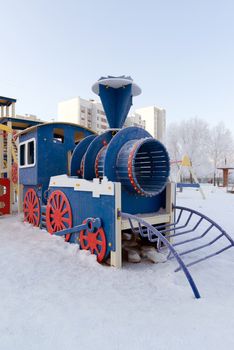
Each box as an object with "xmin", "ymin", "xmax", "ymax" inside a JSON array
[{"xmin": 0, "ymin": 185, "xmax": 233, "ymax": 350}]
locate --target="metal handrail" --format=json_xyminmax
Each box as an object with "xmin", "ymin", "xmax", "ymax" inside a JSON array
[
  {"xmin": 121, "ymin": 206, "xmax": 234, "ymax": 299},
  {"xmin": 121, "ymin": 211, "xmax": 201, "ymax": 299}
]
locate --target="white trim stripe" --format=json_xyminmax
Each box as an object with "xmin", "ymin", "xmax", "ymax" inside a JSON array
[{"xmin": 49, "ymin": 175, "xmax": 114, "ymax": 198}]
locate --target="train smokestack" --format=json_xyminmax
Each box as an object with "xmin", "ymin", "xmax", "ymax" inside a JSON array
[{"xmin": 92, "ymin": 76, "xmax": 141, "ymax": 129}]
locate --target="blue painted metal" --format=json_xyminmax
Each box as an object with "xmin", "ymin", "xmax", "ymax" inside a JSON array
[
  {"xmin": 19, "ymin": 130, "xmax": 38, "ymax": 187},
  {"xmin": 101, "ymin": 126, "xmax": 170, "ymax": 213},
  {"xmin": 99, "ymin": 83, "xmax": 133, "ymax": 128},
  {"xmin": 104, "ymin": 127, "xmax": 151, "ymax": 181},
  {"xmin": 53, "ymin": 217, "xmax": 101, "ymax": 243},
  {"xmin": 136, "ymin": 206, "xmax": 233, "ymax": 266},
  {"xmin": 47, "ymin": 186, "xmax": 116, "ymax": 257},
  {"xmin": 93, "ymin": 76, "xmax": 141, "ymax": 128},
  {"xmin": 70, "ymin": 134, "xmax": 96, "ymax": 176},
  {"xmin": 95, "ymin": 145, "xmax": 107, "ymax": 179},
  {"xmin": 19, "ymin": 122, "xmax": 94, "ymax": 203},
  {"xmin": 177, "ymin": 183, "xmax": 200, "ymax": 188},
  {"xmin": 121, "ymin": 211, "xmax": 201, "ymax": 299},
  {"xmin": 83, "ymin": 131, "xmax": 113, "ymax": 180},
  {"xmin": 169, "ymin": 206, "xmax": 234, "ymax": 270},
  {"xmin": 116, "ymin": 137, "xmax": 170, "ymax": 197},
  {"xmin": 121, "ymin": 205, "xmax": 233, "ymax": 298}
]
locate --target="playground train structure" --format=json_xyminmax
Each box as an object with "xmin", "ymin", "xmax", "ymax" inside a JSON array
[{"xmin": 14, "ymin": 76, "xmax": 234, "ymax": 298}]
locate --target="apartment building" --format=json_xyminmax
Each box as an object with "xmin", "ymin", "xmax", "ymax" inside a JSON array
[
  {"xmin": 135, "ymin": 106, "xmax": 166, "ymax": 143},
  {"xmin": 58, "ymin": 97, "xmax": 145, "ymax": 133},
  {"xmin": 58, "ymin": 97, "xmax": 108, "ymax": 133},
  {"xmin": 124, "ymin": 112, "xmax": 146, "ymax": 129}
]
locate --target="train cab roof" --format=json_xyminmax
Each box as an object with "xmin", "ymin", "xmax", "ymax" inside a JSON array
[
  {"xmin": 18, "ymin": 121, "xmax": 96, "ymax": 137},
  {"xmin": 18, "ymin": 121, "xmax": 96, "ymax": 189}
]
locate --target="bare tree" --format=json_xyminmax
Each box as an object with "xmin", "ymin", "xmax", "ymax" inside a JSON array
[
  {"xmin": 208, "ymin": 122, "xmax": 234, "ymax": 185},
  {"xmin": 167, "ymin": 118, "xmax": 234, "ymax": 183},
  {"xmin": 167, "ymin": 117, "xmax": 211, "ymax": 179}
]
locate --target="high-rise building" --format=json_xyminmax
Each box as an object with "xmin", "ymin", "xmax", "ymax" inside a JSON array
[
  {"xmin": 124, "ymin": 112, "xmax": 146, "ymax": 129},
  {"xmin": 58, "ymin": 97, "xmax": 108, "ymax": 133},
  {"xmin": 135, "ymin": 106, "xmax": 166, "ymax": 143},
  {"xmin": 58, "ymin": 97, "xmax": 145, "ymax": 133}
]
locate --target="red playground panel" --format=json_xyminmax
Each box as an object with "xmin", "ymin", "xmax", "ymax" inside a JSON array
[{"xmin": 0, "ymin": 178, "xmax": 10, "ymax": 215}]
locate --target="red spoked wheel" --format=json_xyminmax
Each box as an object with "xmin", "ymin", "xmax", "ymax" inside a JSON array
[
  {"xmin": 23, "ymin": 188, "xmax": 40, "ymax": 226},
  {"xmin": 46, "ymin": 190, "xmax": 72, "ymax": 242},
  {"xmin": 80, "ymin": 219, "xmax": 107, "ymax": 262}
]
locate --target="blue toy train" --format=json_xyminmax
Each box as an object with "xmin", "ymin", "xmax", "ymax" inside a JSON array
[{"xmin": 19, "ymin": 76, "xmax": 233, "ymax": 298}]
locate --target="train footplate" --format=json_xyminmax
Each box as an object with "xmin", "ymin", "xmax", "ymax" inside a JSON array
[{"xmin": 121, "ymin": 206, "xmax": 234, "ymax": 299}]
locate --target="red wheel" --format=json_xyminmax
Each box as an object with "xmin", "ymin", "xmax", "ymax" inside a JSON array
[
  {"xmin": 46, "ymin": 190, "xmax": 72, "ymax": 242},
  {"xmin": 80, "ymin": 220, "xmax": 107, "ymax": 262},
  {"xmin": 23, "ymin": 189, "xmax": 40, "ymax": 226}
]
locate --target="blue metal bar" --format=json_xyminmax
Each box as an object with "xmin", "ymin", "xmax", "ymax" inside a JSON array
[
  {"xmin": 138, "ymin": 222, "xmax": 144, "ymax": 237},
  {"xmin": 54, "ymin": 223, "xmax": 87, "ymax": 237},
  {"xmin": 157, "ymin": 208, "xmax": 183, "ymax": 229},
  {"xmin": 176, "ymin": 233, "xmax": 224, "ymax": 257},
  {"xmin": 163, "ymin": 217, "xmax": 203, "ymax": 237},
  {"xmin": 122, "ymin": 206, "xmax": 234, "ymax": 298},
  {"xmin": 130, "ymin": 208, "xmax": 184, "ymax": 239},
  {"xmin": 121, "ymin": 212, "xmax": 201, "ymax": 299},
  {"xmin": 128, "ymin": 218, "xmax": 139, "ymax": 236},
  {"xmin": 156, "ymin": 211, "xmax": 194, "ymax": 235},
  {"xmin": 175, "ymin": 244, "xmax": 233, "ymax": 272},
  {"xmin": 169, "ymin": 206, "xmax": 234, "ymax": 269},
  {"xmin": 54, "ymin": 217, "xmax": 102, "ymax": 238},
  {"xmin": 152, "ymin": 216, "xmax": 203, "ymax": 238},
  {"xmin": 172, "ymin": 224, "xmax": 214, "ymax": 247},
  {"xmin": 174, "ymin": 206, "xmax": 234, "ymax": 246},
  {"xmin": 132, "ymin": 208, "xmax": 188, "ymax": 237},
  {"xmin": 177, "ymin": 183, "xmax": 200, "ymax": 188}
]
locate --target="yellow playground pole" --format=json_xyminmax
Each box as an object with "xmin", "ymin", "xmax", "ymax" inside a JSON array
[{"xmin": 0, "ymin": 124, "xmax": 13, "ymax": 133}]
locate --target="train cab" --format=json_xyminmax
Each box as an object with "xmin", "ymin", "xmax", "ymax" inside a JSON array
[{"xmin": 18, "ymin": 122, "xmax": 95, "ymax": 207}]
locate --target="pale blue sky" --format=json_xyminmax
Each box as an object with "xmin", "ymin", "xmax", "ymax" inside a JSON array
[{"xmin": 1, "ymin": 0, "xmax": 234, "ymax": 133}]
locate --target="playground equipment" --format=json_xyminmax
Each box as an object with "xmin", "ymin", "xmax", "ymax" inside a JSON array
[
  {"xmin": 0, "ymin": 97, "xmax": 17, "ymax": 214},
  {"xmin": 0, "ymin": 96, "xmax": 43, "ymax": 214},
  {"xmin": 217, "ymin": 165, "xmax": 234, "ymax": 188},
  {"xmin": 218, "ymin": 164, "xmax": 234, "ymax": 193},
  {"xmin": 175, "ymin": 155, "xmax": 206, "ymax": 199},
  {"xmin": 18, "ymin": 76, "xmax": 233, "ymax": 298}
]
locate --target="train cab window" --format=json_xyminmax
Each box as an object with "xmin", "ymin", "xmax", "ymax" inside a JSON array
[
  {"xmin": 19, "ymin": 144, "xmax": 25, "ymax": 166},
  {"xmin": 19, "ymin": 138, "xmax": 36, "ymax": 168},
  {"xmin": 53, "ymin": 128, "xmax": 64, "ymax": 143},
  {"xmin": 28, "ymin": 141, "xmax": 34, "ymax": 165},
  {"xmin": 74, "ymin": 131, "xmax": 84, "ymax": 144}
]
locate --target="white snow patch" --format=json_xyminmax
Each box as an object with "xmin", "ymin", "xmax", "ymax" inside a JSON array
[{"xmin": 0, "ymin": 185, "xmax": 233, "ymax": 349}]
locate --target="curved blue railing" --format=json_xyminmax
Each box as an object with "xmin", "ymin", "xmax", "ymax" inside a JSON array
[
  {"xmin": 121, "ymin": 206, "xmax": 234, "ymax": 299},
  {"xmin": 121, "ymin": 211, "xmax": 201, "ymax": 299}
]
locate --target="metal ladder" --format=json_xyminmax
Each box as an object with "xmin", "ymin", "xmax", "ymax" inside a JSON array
[{"xmin": 121, "ymin": 206, "xmax": 234, "ymax": 299}]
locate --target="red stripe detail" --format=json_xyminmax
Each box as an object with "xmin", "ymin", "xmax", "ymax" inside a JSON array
[
  {"xmin": 127, "ymin": 141, "xmax": 144, "ymax": 195},
  {"xmin": 95, "ymin": 146, "xmax": 107, "ymax": 178}
]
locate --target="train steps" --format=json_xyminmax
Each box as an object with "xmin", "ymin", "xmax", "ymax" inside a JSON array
[{"xmin": 121, "ymin": 206, "xmax": 234, "ymax": 299}]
